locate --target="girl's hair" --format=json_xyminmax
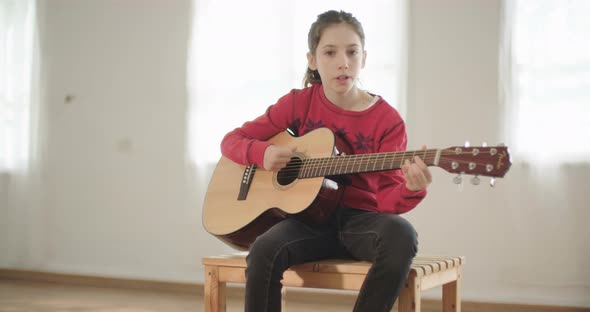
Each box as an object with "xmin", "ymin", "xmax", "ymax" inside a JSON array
[{"xmin": 303, "ymin": 10, "xmax": 365, "ymax": 87}]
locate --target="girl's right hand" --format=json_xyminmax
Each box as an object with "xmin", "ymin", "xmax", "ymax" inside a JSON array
[{"xmin": 263, "ymin": 145, "xmax": 296, "ymax": 171}]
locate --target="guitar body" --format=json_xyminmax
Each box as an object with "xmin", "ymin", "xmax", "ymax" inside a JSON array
[{"xmin": 202, "ymin": 128, "xmax": 348, "ymax": 250}]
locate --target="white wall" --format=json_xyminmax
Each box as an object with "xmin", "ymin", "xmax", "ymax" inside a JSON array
[
  {"xmin": 405, "ymin": 0, "xmax": 589, "ymax": 307},
  {"xmin": 0, "ymin": 0, "xmax": 588, "ymax": 308}
]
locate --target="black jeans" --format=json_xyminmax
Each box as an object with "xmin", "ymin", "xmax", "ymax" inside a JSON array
[{"xmin": 245, "ymin": 207, "xmax": 418, "ymax": 312}]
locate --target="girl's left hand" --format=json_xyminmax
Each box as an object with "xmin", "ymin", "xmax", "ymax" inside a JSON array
[{"xmin": 402, "ymin": 145, "xmax": 433, "ymax": 192}]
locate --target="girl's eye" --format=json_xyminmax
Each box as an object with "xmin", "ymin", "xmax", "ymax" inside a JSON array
[
  {"xmin": 349, "ymin": 50, "xmax": 359, "ymax": 56},
  {"xmin": 325, "ymin": 51, "xmax": 335, "ymax": 56}
]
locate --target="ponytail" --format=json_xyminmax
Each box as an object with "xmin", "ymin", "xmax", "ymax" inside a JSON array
[{"xmin": 303, "ymin": 68, "xmax": 321, "ymax": 88}]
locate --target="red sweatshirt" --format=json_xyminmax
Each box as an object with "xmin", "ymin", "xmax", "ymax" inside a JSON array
[{"xmin": 221, "ymin": 84, "xmax": 426, "ymax": 214}]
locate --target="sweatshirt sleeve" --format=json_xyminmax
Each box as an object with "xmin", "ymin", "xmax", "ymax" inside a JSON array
[
  {"xmin": 220, "ymin": 91, "xmax": 296, "ymax": 167},
  {"xmin": 375, "ymin": 120, "xmax": 427, "ymax": 214}
]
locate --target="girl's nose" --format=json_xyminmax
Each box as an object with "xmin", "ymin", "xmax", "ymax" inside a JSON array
[
  {"xmin": 339, "ymin": 61, "xmax": 349, "ymax": 70},
  {"xmin": 338, "ymin": 55, "xmax": 349, "ymax": 70}
]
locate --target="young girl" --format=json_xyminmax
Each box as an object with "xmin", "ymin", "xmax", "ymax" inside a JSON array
[{"xmin": 220, "ymin": 10, "xmax": 432, "ymax": 312}]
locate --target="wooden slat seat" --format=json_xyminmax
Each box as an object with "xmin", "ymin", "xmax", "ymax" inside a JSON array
[{"xmin": 202, "ymin": 252, "xmax": 465, "ymax": 312}]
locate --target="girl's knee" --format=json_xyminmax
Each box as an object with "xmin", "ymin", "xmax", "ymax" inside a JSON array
[
  {"xmin": 377, "ymin": 216, "xmax": 418, "ymax": 257},
  {"xmin": 247, "ymin": 234, "xmax": 280, "ymax": 266},
  {"xmin": 381, "ymin": 215, "xmax": 417, "ymax": 241}
]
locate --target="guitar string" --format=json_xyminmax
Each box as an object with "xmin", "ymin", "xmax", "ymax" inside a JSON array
[
  {"xmin": 282, "ymin": 161, "xmax": 500, "ymax": 179},
  {"xmin": 272, "ymin": 150, "xmax": 508, "ymax": 178},
  {"xmin": 325, "ymin": 149, "xmax": 498, "ymax": 162},
  {"xmin": 292, "ymin": 159, "xmax": 496, "ymax": 174},
  {"xmin": 278, "ymin": 150, "xmax": 503, "ymax": 171},
  {"xmin": 285, "ymin": 154, "xmax": 504, "ymax": 170},
  {"xmin": 277, "ymin": 154, "xmax": 437, "ymax": 174}
]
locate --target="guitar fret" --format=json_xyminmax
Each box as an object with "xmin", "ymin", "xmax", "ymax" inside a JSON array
[
  {"xmin": 373, "ymin": 155, "xmax": 378, "ymax": 171},
  {"xmin": 322, "ymin": 157, "xmax": 329, "ymax": 176},
  {"xmin": 356, "ymin": 156, "xmax": 364, "ymax": 172},
  {"xmin": 346, "ymin": 155, "xmax": 352, "ymax": 174},
  {"xmin": 300, "ymin": 160, "xmax": 306, "ymax": 178},
  {"xmin": 316, "ymin": 158, "xmax": 321, "ymax": 177},
  {"xmin": 331, "ymin": 157, "xmax": 337, "ymax": 175},
  {"xmin": 312, "ymin": 158, "xmax": 320, "ymax": 177},
  {"xmin": 329, "ymin": 157, "xmax": 336, "ymax": 175},
  {"xmin": 402, "ymin": 151, "xmax": 407, "ymax": 167}
]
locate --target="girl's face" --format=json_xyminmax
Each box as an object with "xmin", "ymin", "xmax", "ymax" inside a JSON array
[{"xmin": 307, "ymin": 23, "xmax": 366, "ymax": 96}]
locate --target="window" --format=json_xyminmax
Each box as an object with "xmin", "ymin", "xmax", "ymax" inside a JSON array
[
  {"xmin": 187, "ymin": 0, "xmax": 408, "ymax": 165},
  {"xmin": 503, "ymin": 0, "xmax": 590, "ymax": 164}
]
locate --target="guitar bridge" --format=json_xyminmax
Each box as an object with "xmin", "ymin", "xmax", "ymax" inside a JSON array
[{"xmin": 237, "ymin": 164, "xmax": 256, "ymax": 200}]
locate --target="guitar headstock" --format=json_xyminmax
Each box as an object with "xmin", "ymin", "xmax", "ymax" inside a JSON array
[{"xmin": 437, "ymin": 145, "xmax": 511, "ymax": 178}]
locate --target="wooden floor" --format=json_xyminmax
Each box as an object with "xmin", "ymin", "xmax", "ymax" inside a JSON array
[
  {"xmin": 0, "ymin": 279, "xmax": 198, "ymax": 312},
  {"xmin": 0, "ymin": 279, "xmax": 355, "ymax": 312},
  {"xmin": 1, "ymin": 278, "xmax": 589, "ymax": 312}
]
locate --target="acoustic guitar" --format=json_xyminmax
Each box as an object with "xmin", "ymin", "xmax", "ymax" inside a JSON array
[{"xmin": 202, "ymin": 127, "xmax": 511, "ymax": 250}]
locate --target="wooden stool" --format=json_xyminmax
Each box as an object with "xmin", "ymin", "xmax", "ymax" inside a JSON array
[{"xmin": 202, "ymin": 253, "xmax": 464, "ymax": 312}]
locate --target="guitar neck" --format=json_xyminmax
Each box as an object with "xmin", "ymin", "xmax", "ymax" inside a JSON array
[{"xmin": 298, "ymin": 149, "xmax": 440, "ymax": 178}]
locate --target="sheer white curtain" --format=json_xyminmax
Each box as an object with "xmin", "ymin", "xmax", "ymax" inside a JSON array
[
  {"xmin": 0, "ymin": 0, "xmax": 37, "ymax": 173},
  {"xmin": 501, "ymin": 0, "xmax": 590, "ymax": 165},
  {"xmin": 0, "ymin": 0, "xmax": 43, "ymax": 267},
  {"xmin": 187, "ymin": 0, "xmax": 408, "ymax": 167}
]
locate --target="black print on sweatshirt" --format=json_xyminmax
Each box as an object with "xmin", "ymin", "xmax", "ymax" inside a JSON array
[
  {"xmin": 288, "ymin": 118, "xmax": 302, "ymax": 136},
  {"xmin": 353, "ymin": 132, "xmax": 374, "ymax": 153},
  {"xmin": 333, "ymin": 126, "xmax": 348, "ymax": 139}
]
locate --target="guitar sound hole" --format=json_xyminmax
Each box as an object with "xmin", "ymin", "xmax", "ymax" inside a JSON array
[{"xmin": 276, "ymin": 156, "xmax": 303, "ymax": 186}]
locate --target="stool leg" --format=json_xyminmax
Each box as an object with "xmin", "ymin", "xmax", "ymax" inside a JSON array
[
  {"xmin": 281, "ymin": 287, "xmax": 287, "ymax": 311},
  {"xmin": 398, "ymin": 276, "xmax": 421, "ymax": 312},
  {"xmin": 205, "ymin": 265, "xmax": 226, "ymax": 312},
  {"xmin": 442, "ymin": 267, "xmax": 462, "ymax": 312}
]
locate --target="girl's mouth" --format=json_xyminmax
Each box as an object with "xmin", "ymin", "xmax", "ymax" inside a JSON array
[{"xmin": 336, "ymin": 75, "xmax": 351, "ymax": 82}]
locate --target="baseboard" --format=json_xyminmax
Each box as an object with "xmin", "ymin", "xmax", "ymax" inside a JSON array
[{"xmin": 1, "ymin": 268, "xmax": 588, "ymax": 312}]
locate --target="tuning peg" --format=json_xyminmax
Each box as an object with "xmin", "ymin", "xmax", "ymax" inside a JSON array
[
  {"xmin": 470, "ymin": 176, "xmax": 481, "ymax": 185},
  {"xmin": 452, "ymin": 174, "xmax": 464, "ymax": 191},
  {"xmin": 464, "ymin": 141, "xmax": 470, "ymax": 148},
  {"xmin": 489, "ymin": 177, "xmax": 496, "ymax": 187}
]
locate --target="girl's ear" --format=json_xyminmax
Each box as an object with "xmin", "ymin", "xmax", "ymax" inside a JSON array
[
  {"xmin": 307, "ymin": 52, "xmax": 317, "ymax": 70},
  {"xmin": 362, "ymin": 50, "xmax": 367, "ymax": 69}
]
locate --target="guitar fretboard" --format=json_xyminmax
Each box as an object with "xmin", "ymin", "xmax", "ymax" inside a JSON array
[{"xmin": 298, "ymin": 149, "xmax": 441, "ymax": 178}]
